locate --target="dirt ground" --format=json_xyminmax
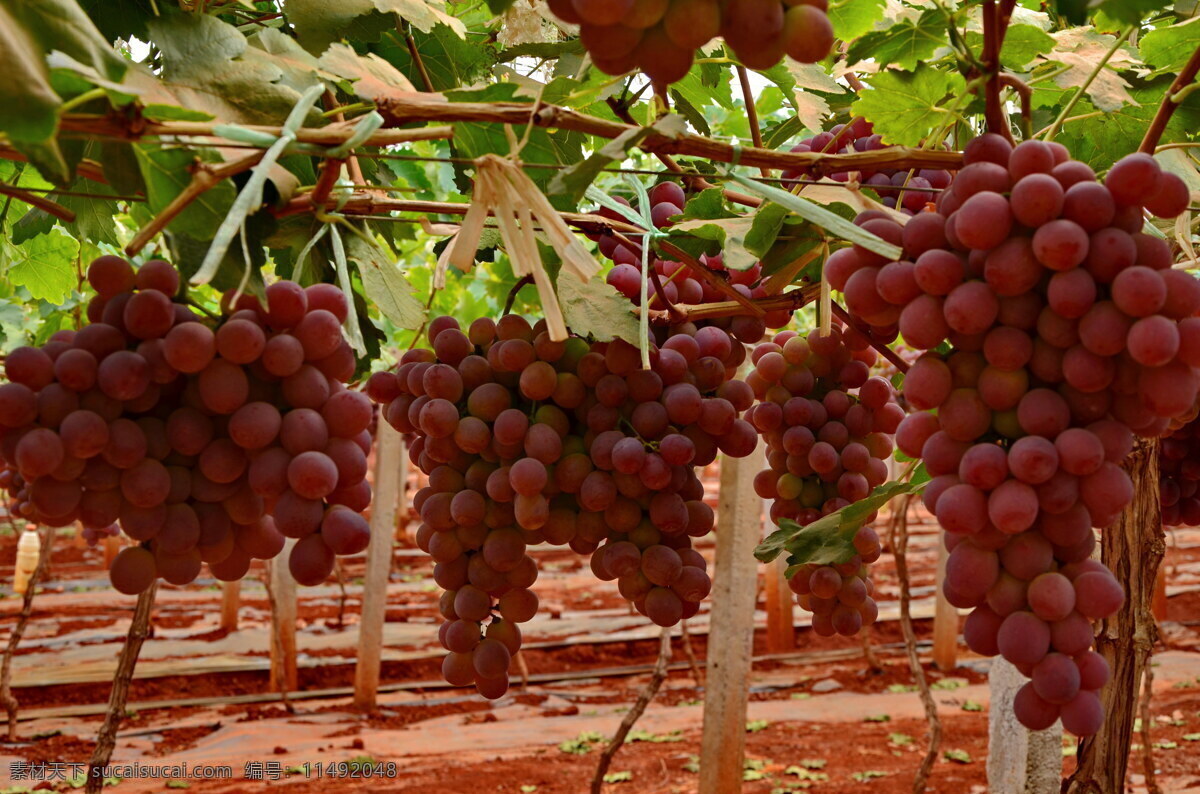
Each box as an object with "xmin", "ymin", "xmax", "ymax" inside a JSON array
[{"xmin": 1, "ymin": 499, "xmax": 1199, "ymax": 793}]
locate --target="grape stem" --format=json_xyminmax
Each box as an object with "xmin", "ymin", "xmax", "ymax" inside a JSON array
[
  {"xmin": 980, "ymin": 0, "xmax": 1017, "ymax": 144},
  {"xmin": 503, "ymin": 275, "xmax": 534, "ymax": 316},
  {"xmin": 589, "ymin": 627, "xmax": 673, "ymax": 794},
  {"xmin": 1139, "ymin": 662, "xmax": 1162, "ymax": 794},
  {"xmin": 736, "ymin": 66, "xmax": 770, "ymax": 179},
  {"xmin": 400, "ymin": 21, "xmax": 436, "ymax": 94},
  {"xmin": 1139, "ymin": 41, "xmax": 1200, "ymax": 154},
  {"xmin": 999, "ymin": 75, "xmax": 1033, "ymax": 140},
  {"xmin": 829, "ymin": 301, "xmax": 910, "ymax": 374},
  {"xmin": 888, "ymin": 494, "xmax": 942, "ymax": 794},
  {"xmin": 0, "ymin": 180, "xmax": 76, "ymax": 222},
  {"xmin": 645, "ymin": 260, "xmax": 684, "ymax": 321},
  {"xmin": 85, "ymin": 581, "xmax": 158, "ymax": 794}
]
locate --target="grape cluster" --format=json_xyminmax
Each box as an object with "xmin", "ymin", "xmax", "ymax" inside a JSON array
[
  {"xmin": 746, "ymin": 323, "xmax": 900, "ymax": 635},
  {"xmin": 780, "ymin": 118, "xmax": 954, "ymax": 214},
  {"xmin": 0, "ymin": 257, "xmax": 371, "ymax": 594},
  {"xmin": 835, "ymin": 136, "xmax": 1192, "ymax": 736},
  {"xmin": 1161, "ymin": 415, "xmax": 1200, "ymax": 526},
  {"xmin": 547, "ymin": 0, "xmax": 834, "ymax": 84},
  {"xmin": 598, "ymin": 181, "xmax": 792, "ymax": 340},
  {"xmin": 369, "ymin": 314, "xmax": 756, "ymax": 698}
]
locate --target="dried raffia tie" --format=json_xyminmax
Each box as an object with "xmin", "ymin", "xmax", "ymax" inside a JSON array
[{"xmin": 448, "ymin": 154, "xmax": 601, "ymax": 342}]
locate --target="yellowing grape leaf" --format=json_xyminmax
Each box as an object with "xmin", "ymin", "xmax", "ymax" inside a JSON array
[{"xmin": 1039, "ymin": 27, "xmax": 1141, "ymax": 112}]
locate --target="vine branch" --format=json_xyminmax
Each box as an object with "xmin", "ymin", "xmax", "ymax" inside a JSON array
[
  {"xmin": 1139, "ymin": 42, "xmax": 1200, "ymax": 154},
  {"xmin": 889, "ymin": 495, "xmax": 941, "ymax": 794},
  {"xmin": 0, "ymin": 181, "xmax": 76, "ymax": 222},
  {"xmin": 85, "ymin": 582, "xmax": 157, "ymax": 794},
  {"xmin": 1, "ymin": 526, "xmax": 49, "ymax": 740},
  {"xmin": 590, "ymin": 627, "xmax": 672, "ymax": 794}
]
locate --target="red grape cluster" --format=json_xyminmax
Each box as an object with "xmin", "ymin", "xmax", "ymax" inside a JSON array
[
  {"xmin": 836, "ymin": 135, "xmax": 1192, "ymax": 736},
  {"xmin": 0, "ymin": 257, "xmax": 372, "ymax": 595},
  {"xmin": 746, "ymin": 323, "xmax": 901, "ymax": 635},
  {"xmin": 1161, "ymin": 414, "xmax": 1200, "ymax": 526},
  {"xmin": 368, "ymin": 314, "xmax": 757, "ymax": 698},
  {"xmin": 781, "ymin": 118, "xmax": 954, "ymax": 214},
  {"xmin": 598, "ymin": 181, "xmax": 792, "ymax": 341},
  {"xmin": 547, "ymin": 0, "xmax": 834, "ymax": 84}
]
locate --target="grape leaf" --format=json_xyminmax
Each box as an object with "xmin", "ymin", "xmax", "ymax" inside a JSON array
[
  {"xmin": 378, "ymin": 22, "xmax": 495, "ymax": 92},
  {"xmin": 846, "ymin": 7, "xmax": 951, "ymax": 71},
  {"xmin": 2, "ymin": 230, "xmax": 79, "ymax": 304},
  {"xmin": 134, "ymin": 146, "xmax": 237, "ymax": 241},
  {"xmin": 670, "ymin": 216, "xmax": 758, "ymax": 272},
  {"xmin": 828, "ymin": 0, "xmax": 886, "ymax": 41},
  {"xmin": 967, "ymin": 24, "xmax": 1056, "ymax": 70},
  {"xmin": 285, "ymin": 0, "xmax": 465, "ymax": 55},
  {"xmin": 1140, "ymin": 16, "xmax": 1200, "ymax": 75},
  {"xmin": 1039, "ymin": 27, "xmax": 1140, "ymax": 112},
  {"xmin": 550, "ymin": 115, "xmax": 685, "ymax": 202},
  {"xmin": 320, "ymin": 42, "xmax": 416, "ymax": 101},
  {"xmin": 852, "ymin": 64, "xmax": 966, "ymax": 147},
  {"xmin": 1091, "ymin": 0, "xmax": 1170, "ymax": 25},
  {"xmin": 557, "ymin": 270, "xmax": 641, "ymax": 345},
  {"xmin": 347, "ymin": 235, "xmax": 426, "ymax": 331},
  {"xmin": 756, "ymin": 478, "xmax": 928, "ymax": 566}
]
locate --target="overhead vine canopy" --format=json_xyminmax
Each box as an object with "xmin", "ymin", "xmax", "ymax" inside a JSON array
[{"xmin": 0, "ymin": 0, "xmax": 1196, "ymax": 361}]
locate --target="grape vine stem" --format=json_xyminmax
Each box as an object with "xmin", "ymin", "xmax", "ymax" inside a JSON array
[
  {"xmin": 373, "ymin": 92, "xmax": 964, "ymax": 174},
  {"xmin": 0, "ymin": 180, "xmax": 75, "ymax": 222},
  {"xmin": 1139, "ymin": 41, "xmax": 1200, "ymax": 154},
  {"xmin": 85, "ymin": 582, "xmax": 157, "ymax": 794},
  {"xmin": 888, "ymin": 495, "xmax": 941, "ymax": 794},
  {"xmin": 0, "ymin": 526, "xmax": 50, "ymax": 741},
  {"xmin": 503, "ymin": 275, "xmax": 533, "ymax": 316},
  {"xmin": 590, "ymin": 627, "xmax": 672, "ymax": 794}
]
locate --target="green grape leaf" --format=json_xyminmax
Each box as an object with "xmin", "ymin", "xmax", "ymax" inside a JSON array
[
  {"xmin": 669, "ymin": 215, "xmax": 758, "ymax": 272},
  {"xmin": 347, "ymin": 234, "xmax": 426, "ymax": 331},
  {"xmin": 2, "ymin": 230, "xmax": 80, "ymax": 304},
  {"xmin": 134, "ymin": 146, "xmax": 237, "ymax": 241},
  {"xmin": 852, "ymin": 64, "xmax": 966, "ymax": 146},
  {"xmin": 756, "ymin": 479, "xmax": 928, "ymax": 565},
  {"xmin": 557, "ymin": 270, "xmax": 642, "ymax": 345},
  {"xmin": 828, "ymin": 0, "xmax": 887, "ymax": 40},
  {"xmin": 1140, "ymin": 16, "xmax": 1200, "ymax": 75},
  {"xmin": 847, "ymin": 7, "xmax": 951, "ymax": 71},
  {"xmin": 285, "ymin": 0, "xmax": 466, "ymax": 54}
]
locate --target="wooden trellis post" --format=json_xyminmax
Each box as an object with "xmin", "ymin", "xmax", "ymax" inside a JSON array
[
  {"xmin": 267, "ymin": 540, "xmax": 298, "ymax": 693},
  {"xmin": 932, "ymin": 539, "xmax": 958, "ymax": 671},
  {"xmin": 699, "ymin": 446, "xmax": 765, "ymax": 794},
  {"xmin": 354, "ymin": 421, "xmax": 404, "ymax": 710},
  {"xmin": 220, "ymin": 580, "xmax": 240, "ymax": 632},
  {"xmin": 763, "ymin": 508, "xmax": 794, "ymax": 653}
]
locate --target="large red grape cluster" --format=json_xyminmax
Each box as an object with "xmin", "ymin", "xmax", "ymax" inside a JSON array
[
  {"xmin": 599, "ymin": 181, "xmax": 792, "ymax": 341},
  {"xmin": 368, "ymin": 313, "xmax": 757, "ymax": 698},
  {"xmin": 781, "ymin": 118, "xmax": 954, "ymax": 214},
  {"xmin": 0, "ymin": 257, "xmax": 372, "ymax": 594},
  {"xmin": 547, "ymin": 0, "xmax": 834, "ymax": 84},
  {"xmin": 747, "ymin": 323, "xmax": 902, "ymax": 635},
  {"xmin": 836, "ymin": 135, "xmax": 1192, "ymax": 736}
]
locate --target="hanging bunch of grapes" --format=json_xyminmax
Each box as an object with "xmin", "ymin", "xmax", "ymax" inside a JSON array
[
  {"xmin": 780, "ymin": 117, "xmax": 955, "ymax": 214},
  {"xmin": 547, "ymin": 0, "xmax": 835, "ymax": 84},
  {"xmin": 1160, "ymin": 404, "xmax": 1200, "ymax": 526},
  {"xmin": 747, "ymin": 322, "xmax": 904, "ymax": 636},
  {"xmin": 0, "ymin": 257, "xmax": 372, "ymax": 593},
  {"xmin": 596, "ymin": 181, "xmax": 794, "ymax": 342},
  {"xmin": 368, "ymin": 309, "xmax": 758, "ymax": 698},
  {"xmin": 834, "ymin": 133, "xmax": 1192, "ymax": 736}
]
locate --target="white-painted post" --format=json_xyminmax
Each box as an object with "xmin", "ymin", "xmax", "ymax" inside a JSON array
[
  {"xmin": 987, "ymin": 658, "xmax": 1062, "ymax": 792},
  {"xmin": 699, "ymin": 446, "xmax": 765, "ymax": 794},
  {"xmin": 354, "ymin": 422, "xmax": 404, "ymax": 709}
]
